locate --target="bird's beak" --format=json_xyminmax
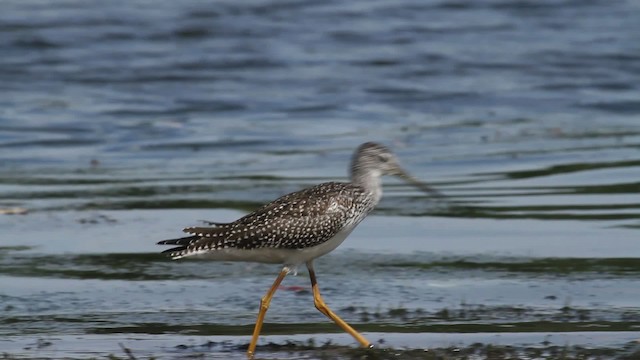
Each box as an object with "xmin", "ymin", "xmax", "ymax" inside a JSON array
[{"xmin": 394, "ymin": 167, "xmax": 444, "ymax": 199}]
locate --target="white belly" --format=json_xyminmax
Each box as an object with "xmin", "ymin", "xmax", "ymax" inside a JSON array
[{"xmin": 191, "ymin": 226, "xmax": 356, "ymax": 266}]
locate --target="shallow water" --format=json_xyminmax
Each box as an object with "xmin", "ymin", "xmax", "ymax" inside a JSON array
[{"xmin": 1, "ymin": 0, "xmax": 640, "ymax": 358}]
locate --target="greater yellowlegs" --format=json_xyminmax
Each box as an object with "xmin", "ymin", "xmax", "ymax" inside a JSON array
[{"xmin": 158, "ymin": 142, "xmax": 440, "ymax": 358}]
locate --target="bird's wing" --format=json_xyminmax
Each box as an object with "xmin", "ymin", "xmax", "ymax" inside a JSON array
[{"xmin": 158, "ymin": 182, "xmax": 369, "ymax": 258}]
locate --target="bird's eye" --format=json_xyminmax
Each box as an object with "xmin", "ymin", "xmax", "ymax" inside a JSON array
[{"xmin": 378, "ymin": 154, "xmax": 389, "ymax": 162}]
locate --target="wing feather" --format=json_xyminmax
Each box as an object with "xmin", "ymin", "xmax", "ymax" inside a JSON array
[{"xmin": 157, "ymin": 182, "xmax": 372, "ymax": 258}]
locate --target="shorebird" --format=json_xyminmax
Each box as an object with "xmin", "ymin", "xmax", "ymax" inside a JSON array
[{"xmin": 158, "ymin": 142, "xmax": 441, "ymax": 358}]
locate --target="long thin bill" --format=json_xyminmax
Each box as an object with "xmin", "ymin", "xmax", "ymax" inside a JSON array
[{"xmin": 397, "ymin": 170, "xmax": 445, "ymax": 199}]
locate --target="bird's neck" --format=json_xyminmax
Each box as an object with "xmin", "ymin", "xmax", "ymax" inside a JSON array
[{"xmin": 351, "ymin": 168, "xmax": 383, "ymax": 204}]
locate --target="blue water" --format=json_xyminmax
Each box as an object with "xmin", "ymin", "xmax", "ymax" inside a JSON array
[{"xmin": 1, "ymin": 0, "xmax": 640, "ymax": 358}]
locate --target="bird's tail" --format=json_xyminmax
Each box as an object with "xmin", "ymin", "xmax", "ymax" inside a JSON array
[{"xmin": 157, "ymin": 235, "xmax": 199, "ymax": 257}]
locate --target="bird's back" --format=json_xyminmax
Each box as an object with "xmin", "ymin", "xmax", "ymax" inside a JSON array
[{"xmin": 159, "ymin": 182, "xmax": 377, "ymax": 261}]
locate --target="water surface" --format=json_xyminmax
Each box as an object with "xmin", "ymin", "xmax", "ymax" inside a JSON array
[{"xmin": 1, "ymin": 0, "xmax": 640, "ymax": 358}]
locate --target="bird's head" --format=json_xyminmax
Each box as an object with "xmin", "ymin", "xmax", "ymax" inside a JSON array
[{"xmin": 351, "ymin": 142, "xmax": 443, "ymax": 198}]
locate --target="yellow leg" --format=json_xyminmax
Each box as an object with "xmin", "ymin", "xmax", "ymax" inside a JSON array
[
  {"xmin": 247, "ymin": 267, "xmax": 289, "ymax": 358},
  {"xmin": 306, "ymin": 261, "xmax": 372, "ymax": 348}
]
